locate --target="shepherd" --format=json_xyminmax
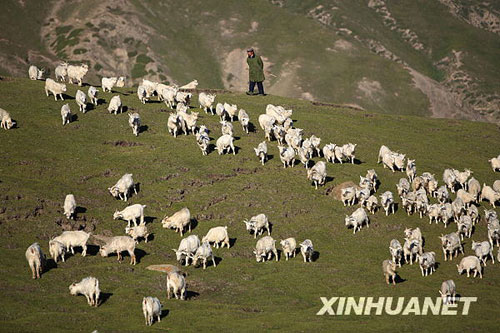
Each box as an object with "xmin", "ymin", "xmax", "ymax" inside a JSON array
[{"xmin": 246, "ymin": 47, "xmax": 265, "ymax": 96}]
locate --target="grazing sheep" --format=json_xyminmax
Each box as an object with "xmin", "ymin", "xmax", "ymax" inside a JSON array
[
  {"xmin": 489, "ymin": 155, "xmax": 500, "ymax": 172},
  {"xmin": 418, "ymin": 251, "xmax": 436, "ymax": 276},
  {"xmin": 113, "ymin": 204, "xmax": 146, "ymax": 227},
  {"xmin": 300, "ymin": 239, "xmax": 314, "ymax": 263},
  {"xmin": 45, "ymin": 78, "xmax": 67, "ymax": 101},
  {"xmin": 254, "ymin": 236, "xmax": 278, "ymax": 262},
  {"xmin": 382, "ymin": 152, "xmax": 405, "ymax": 172},
  {"xmin": 215, "ymin": 134, "xmax": 235, "ymax": 155},
  {"xmin": 220, "ymin": 120, "xmax": 233, "ymax": 136},
  {"xmin": 75, "ymin": 90, "xmax": 87, "ymax": 113},
  {"xmin": 143, "ymin": 297, "xmax": 162, "ymax": 326},
  {"xmin": 172, "ymin": 235, "xmax": 200, "ymax": 266},
  {"xmin": 55, "ymin": 62, "xmax": 68, "ymax": 81},
  {"xmin": 161, "ymin": 207, "xmax": 191, "ymax": 236},
  {"xmin": 125, "ymin": 224, "xmax": 149, "ymax": 243},
  {"xmin": 359, "ymin": 176, "xmax": 373, "ymax": 193},
  {"xmin": 189, "ymin": 241, "xmax": 216, "ymax": 269},
  {"xmin": 404, "ymin": 227, "xmax": 423, "ymax": 247},
  {"xmin": 198, "ymin": 92, "xmax": 216, "ymax": 114},
  {"xmin": 411, "ymin": 176, "xmax": 425, "ymax": 192},
  {"xmin": 389, "ymin": 239, "xmax": 403, "ymax": 267},
  {"xmin": 116, "ymin": 76, "xmax": 126, "ymax": 87},
  {"xmin": 455, "ymin": 169, "xmax": 472, "ymax": 190},
  {"xmin": 345, "ymin": 208, "xmax": 369, "ymax": 234},
  {"xmin": 69, "ymin": 277, "xmax": 100, "ymax": 307},
  {"xmin": 457, "ymin": 256, "xmax": 482, "ymax": 278},
  {"xmin": 63, "ymin": 194, "xmax": 76, "ymax": 219},
  {"xmin": 87, "ymin": 86, "xmax": 98, "ymax": 106},
  {"xmin": 196, "ymin": 131, "xmax": 210, "ymax": 155},
  {"xmin": 492, "ymin": 180, "xmax": 500, "ymax": 192},
  {"xmin": 52, "ymin": 230, "xmax": 90, "ymax": 257},
  {"xmin": 382, "ymin": 259, "xmax": 397, "ymax": 285},
  {"xmin": 202, "ymin": 226, "xmax": 230, "ymax": 249},
  {"xmin": 471, "ymin": 240, "xmax": 494, "ymax": 266},
  {"xmin": 0, "ymin": 108, "xmax": 14, "ymax": 130},
  {"xmin": 128, "ymin": 113, "xmax": 141, "ymax": 136},
  {"xmin": 108, "ymin": 173, "xmax": 136, "ymax": 202},
  {"xmin": 280, "ymin": 238, "xmax": 297, "ymax": 261},
  {"xmin": 365, "ymin": 195, "xmax": 379, "ymax": 214},
  {"xmin": 480, "ymin": 184, "xmax": 500, "ymax": 207},
  {"xmin": 67, "ymin": 63, "xmax": 89, "ymax": 86},
  {"xmin": 278, "ymin": 145, "xmax": 295, "ymax": 168},
  {"xmin": 137, "ymin": 85, "xmax": 148, "ymax": 104},
  {"xmin": 107, "ymin": 95, "xmax": 122, "ymax": 115},
  {"xmin": 307, "ymin": 161, "xmax": 326, "ymax": 189},
  {"xmin": 238, "ymin": 109, "xmax": 250, "ymax": 133},
  {"xmin": 254, "ymin": 141, "xmax": 268, "ymax": 165},
  {"xmin": 28, "ymin": 65, "xmax": 44, "ymax": 80},
  {"xmin": 377, "ymin": 145, "xmax": 391, "ymax": 163},
  {"xmin": 456, "ymin": 189, "xmax": 476, "ymax": 208},
  {"xmin": 99, "ymin": 236, "xmax": 136, "ymax": 265},
  {"xmin": 49, "ymin": 239, "xmax": 66, "ymax": 263},
  {"xmin": 166, "ymin": 271, "xmax": 186, "ymax": 300},
  {"xmin": 380, "ymin": 191, "xmax": 395, "ymax": 216},
  {"xmin": 61, "ymin": 104, "xmax": 72, "ymax": 126},
  {"xmin": 25, "ymin": 243, "xmax": 45, "ymax": 279},
  {"xmin": 341, "ymin": 187, "xmax": 356, "ymax": 206},
  {"xmin": 403, "ymin": 238, "xmax": 421, "ymax": 265},
  {"xmin": 243, "ymin": 213, "xmax": 270, "ymax": 238},
  {"xmin": 439, "ymin": 280, "xmax": 456, "ymax": 305}
]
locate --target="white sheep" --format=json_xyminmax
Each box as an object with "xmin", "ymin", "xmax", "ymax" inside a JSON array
[
  {"xmin": 342, "ymin": 143, "xmax": 357, "ymax": 164},
  {"xmin": 55, "ymin": 62, "xmax": 68, "ymax": 82},
  {"xmin": 220, "ymin": 120, "xmax": 233, "ymax": 136},
  {"xmin": 161, "ymin": 207, "xmax": 191, "ymax": 236},
  {"xmin": 166, "ymin": 271, "xmax": 186, "ymax": 300},
  {"xmin": 382, "ymin": 259, "xmax": 397, "ymax": 285},
  {"xmin": 403, "ymin": 238, "xmax": 421, "ymax": 265},
  {"xmin": 63, "ymin": 194, "xmax": 76, "ymax": 219},
  {"xmin": 202, "ymin": 226, "xmax": 230, "ymax": 248},
  {"xmin": 108, "ymin": 173, "xmax": 136, "ymax": 201},
  {"xmin": 307, "ymin": 162, "xmax": 327, "ymax": 189},
  {"xmin": 396, "ymin": 178, "xmax": 410, "ymax": 197},
  {"xmin": 143, "ymin": 297, "xmax": 162, "ymax": 326},
  {"xmin": 28, "ymin": 65, "xmax": 44, "ymax": 80},
  {"xmin": 198, "ymin": 92, "xmax": 216, "ymax": 114},
  {"xmin": 0, "ymin": 108, "xmax": 14, "ymax": 130},
  {"xmin": 137, "ymin": 85, "xmax": 148, "ymax": 104},
  {"xmin": 25, "ymin": 243, "xmax": 45, "ymax": 279},
  {"xmin": 61, "ymin": 104, "xmax": 72, "ymax": 126},
  {"xmin": 489, "ymin": 155, "xmax": 500, "ymax": 172},
  {"xmin": 272, "ymin": 125, "xmax": 286, "ymax": 145},
  {"xmin": 113, "ymin": 204, "xmax": 146, "ymax": 227},
  {"xmin": 480, "ymin": 184, "xmax": 500, "ymax": 207},
  {"xmin": 377, "ymin": 145, "xmax": 391, "ymax": 163},
  {"xmin": 365, "ymin": 195, "xmax": 379, "ymax": 214},
  {"xmin": 438, "ymin": 232, "xmax": 463, "ymax": 261},
  {"xmin": 297, "ymin": 146, "xmax": 311, "ymax": 169},
  {"xmin": 52, "ymin": 230, "xmax": 90, "ymax": 257},
  {"xmin": 49, "ymin": 239, "xmax": 66, "ymax": 263},
  {"xmin": 215, "ymin": 134, "xmax": 235, "ymax": 155},
  {"xmin": 87, "ymin": 86, "xmax": 99, "ymax": 106},
  {"xmin": 439, "ymin": 280, "xmax": 456, "ymax": 305},
  {"xmin": 45, "ymin": 78, "xmax": 67, "ymax": 101},
  {"xmin": 278, "ymin": 145, "xmax": 295, "ymax": 168},
  {"xmin": 99, "ymin": 235, "xmax": 136, "ymax": 265},
  {"xmin": 456, "ymin": 189, "xmax": 476, "ymax": 208},
  {"xmin": 258, "ymin": 114, "xmax": 275, "ymax": 131},
  {"xmin": 254, "ymin": 236, "xmax": 278, "ymax": 262},
  {"xmin": 243, "ymin": 213, "xmax": 270, "ymax": 238},
  {"xmin": 75, "ymin": 90, "xmax": 87, "ymax": 113},
  {"xmin": 172, "ymin": 235, "xmax": 200, "ymax": 266},
  {"xmin": 345, "ymin": 208, "xmax": 369, "ymax": 234},
  {"xmin": 254, "ymin": 141, "xmax": 268, "ymax": 165},
  {"xmin": 300, "ymin": 239, "xmax": 314, "ymax": 262},
  {"xmin": 159, "ymin": 85, "xmax": 178, "ymax": 108},
  {"xmin": 341, "ymin": 187, "xmax": 356, "ymax": 206},
  {"xmin": 471, "ymin": 240, "xmax": 494, "ymax": 266},
  {"xmin": 389, "ymin": 239, "xmax": 403, "ymax": 267},
  {"xmin": 457, "ymin": 256, "xmax": 482, "ymax": 278},
  {"xmin": 69, "ymin": 277, "xmax": 100, "ymax": 307},
  {"xmin": 67, "ymin": 63, "xmax": 89, "ymax": 86},
  {"xmin": 128, "ymin": 113, "xmax": 141, "ymax": 136},
  {"xmin": 107, "ymin": 95, "xmax": 122, "ymax": 115},
  {"xmin": 280, "ymin": 238, "xmax": 297, "ymax": 261},
  {"xmin": 443, "ymin": 168, "xmax": 458, "ymax": 193},
  {"xmin": 116, "ymin": 76, "xmax": 126, "ymax": 87},
  {"xmin": 216, "ymin": 103, "xmax": 229, "ymax": 121},
  {"xmin": 238, "ymin": 109, "xmax": 250, "ymax": 133},
  {"xmin": 190, "ymin": 241, "xmax": 216, "ymax": 269},
  {"xmin": 323, "ymin": 144, "xmax": 336, "ymax": 163},
  {"xmin": 380, "ymin": 191, "xmax": 395, "ymax": 216},
  {"xmin": 126, "ymin": 224, "xmax": 149, "ymax": 243},
  {"xmin": 418, "ymin": 251, "xmax": 436, "ymax": 276},
  {"xmin": 223, "ymin": 103, "xmax": 238, "ymax": 121},
  {"xmin": 406, "ymin": 159, "xmax": 416, "ymax": 181},
  {"xmin": 167, "ymin": 113, "xmax": 183, "ymax": 137},
  {"xmin": 196, "ymin": 131, "xmax": 210, "ymax": 155},
  {"xmin": 176, "ymin": 91, "xmax": 192, "ymax": 106}
]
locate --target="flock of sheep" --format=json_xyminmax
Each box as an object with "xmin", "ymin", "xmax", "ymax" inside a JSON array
[{"xmin": 5, "ymin": 62, "xmax": 500, "ymax": 325}]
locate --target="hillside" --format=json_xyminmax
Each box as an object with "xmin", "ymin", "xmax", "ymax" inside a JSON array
[
  {"xmin": 0, "ymin": 77, "xmax": 499, "ymax": 331},
  {"xmin": 0, "ymin": 0, "xmax": 499, "ymax": 122}
]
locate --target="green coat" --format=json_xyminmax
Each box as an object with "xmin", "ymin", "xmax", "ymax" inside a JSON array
[{"xmin": 247, "ymin": 55, "xmax": 265, "ymax": 82}]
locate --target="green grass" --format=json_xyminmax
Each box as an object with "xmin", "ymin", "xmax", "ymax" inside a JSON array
[{"xmin": 0, "ymin": 78, "xmax": 499, "ymax": 331}]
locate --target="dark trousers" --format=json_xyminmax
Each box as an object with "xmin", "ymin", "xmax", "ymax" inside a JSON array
[{"xmin": 249, "ymin": 81, "xmax": 264, "ymax": 95}]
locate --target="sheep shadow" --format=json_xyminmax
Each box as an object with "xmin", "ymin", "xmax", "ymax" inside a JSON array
[
  {"xmin": 394, "ymin": 274, "xmax": 406, "ymax": 284},
  {"xmin": 189, "ymin": 218, "xmax": 198, "ymax": 232},
  {"xmin": 121, "ymin": 106, "xmax": 129, "ymax": 113},
  {"xmin": 207, "ymin": 143, "xmax": 216, "ymax": 154},
  {"xmin": 97, "ymin": 98, "xmax": 106, "ymax": 105},
  {"xmin": 134, "ymin": 183, "xmax": 141, "ymax": 195},
  {"xmin": 266, "ymin": 154, "xmax": 274, "ymax": 161},
  {"xmin": 86, "ymin": 244, "xmax": 101, "ymax": 256},
  {"xmin": 144, "ymin": 216, "xmax": 157, "ymax": 224},
  {"xmin": 99, "ymin": 292, "xmax": 113, "ymax": 306},
  {"xmin": 247, "ymin": 122, "xmax": 257, "ymax": 133},
  {"xmin": 185, "ymin": 290, "xmax": 200, "ymax": 300},
  {"xmin": 135, "ymin": 248, "xmax": 148, "ymax": 263},
  {"xmin": 75, "ymin": 206, "xmax": 87, "ymax": 215},
  {"xmin": 311, "ymin": 250, "xmax": 320, "ymax": 262},
  {"xmin": 72, "ymin": 114, "xmax": 79, "ymax": 123},
  {"xmin": 44, "ymin": 258, "xmax": 58, "ymax": 273},
  {"xmin": 145, "ymin": 233, "xmax": 155, "ymax": 242},
  {"xmin": 139, "ymin": 125, "xmax": 149, "ymax": 134},
  {"xmin": 62, "ymin": 94, "xmax": 74, "ymax": 100},
  {"xmin": 392, "ymin": 203, "xmax": 399, "ymax": 214},
  {"xmin": 324, "ymin": 176, "xmax": 335, "ymax": 185},
  {"xmin": 160, "ymin": 309, "xmax": 170, "ymax": 320},
  {"xmin": 229, "ymin": 238, "xmax": 237, "ymax": 248},
  {"xmin": 352, "ymin": 158, "xmax": 363, "ymax": 165}
]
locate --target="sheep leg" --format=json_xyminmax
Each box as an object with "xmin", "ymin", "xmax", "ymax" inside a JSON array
[{"xmin": 82, "ymin": 245, "xmax": 87, "ymax": 257}]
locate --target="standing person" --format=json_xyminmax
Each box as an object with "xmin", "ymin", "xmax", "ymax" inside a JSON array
[{"xmin": 246, "ymin": 47, "xmax": 265, "ymax": 96}]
